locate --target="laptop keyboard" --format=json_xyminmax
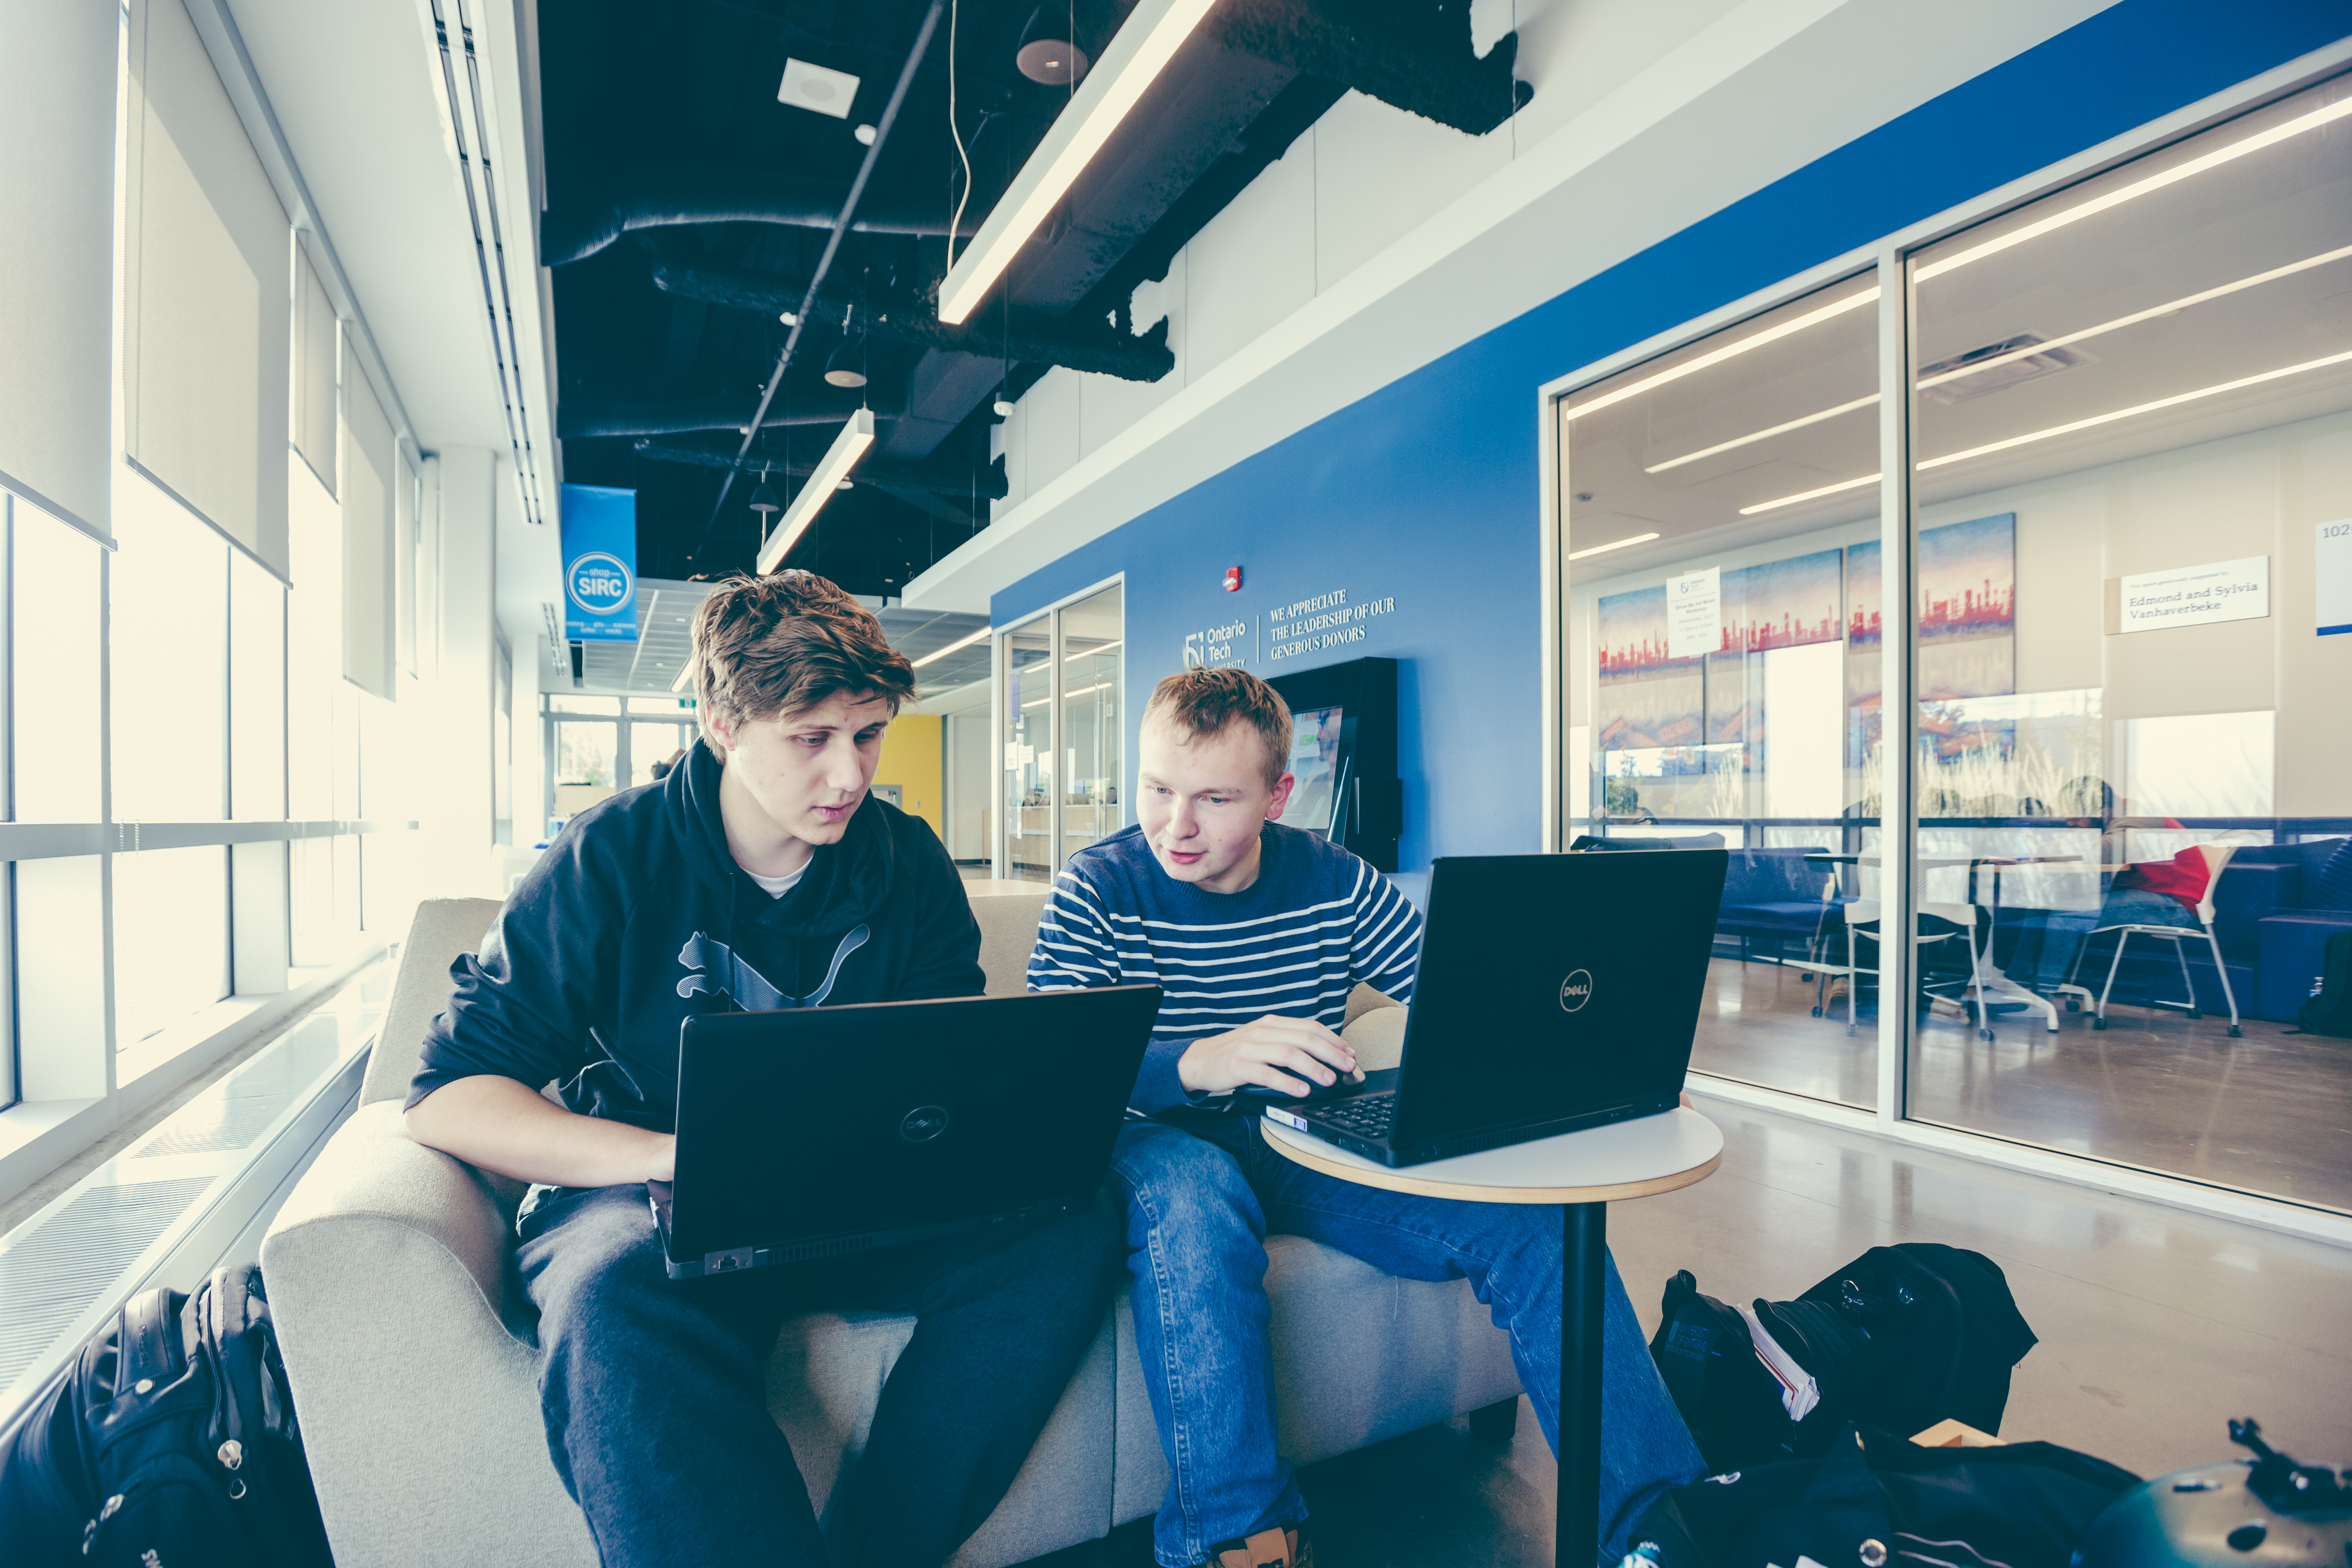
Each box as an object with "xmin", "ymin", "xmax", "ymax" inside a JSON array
[{"xmin": 1310, "ymin": 1092, "xmax": 1395, "ymax": 1140}]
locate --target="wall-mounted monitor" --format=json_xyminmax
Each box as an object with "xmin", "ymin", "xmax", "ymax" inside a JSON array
[{"xmin": 1265, "ymin": 657, "xmax": 1403, "ymax": 871}]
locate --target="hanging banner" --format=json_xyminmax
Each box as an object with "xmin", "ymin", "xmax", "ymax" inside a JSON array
[{"xmin": 560, "ymin": 483, "xmax": 638, "ymax": 642}]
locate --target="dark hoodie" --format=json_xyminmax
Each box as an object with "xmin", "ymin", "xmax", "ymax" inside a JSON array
[{"xmin": 407, "ymin": 738, "xmax": 984, "ymax": 1132}]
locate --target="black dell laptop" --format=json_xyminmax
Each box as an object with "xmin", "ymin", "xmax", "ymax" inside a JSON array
[
  {"xmin": 1261, "ymin": 849, "xmax": 1726, "ymax": 1166},
  {"xmin": 650, "ymin": 985, "xmax": 1161, "ymax": 1278}
]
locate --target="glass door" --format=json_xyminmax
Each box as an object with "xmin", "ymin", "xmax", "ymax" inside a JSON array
[
  {"xmin": 1060, "ymin": 584, "xmax": 1123, "ymax": 861},
  {"xmin": 1002, "ymin": 622, "xmax": 1053, "ymax": 879},
  {"xmin": 995, "ymin": 582, "xmax": 1126, "ymax": 881}
]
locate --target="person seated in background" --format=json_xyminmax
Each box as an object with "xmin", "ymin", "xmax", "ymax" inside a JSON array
[
  {"xmin": 2001, "ymin": 839, "xmax": 2218, "ymax": 993},
  {"xmin": 1029, "ymin": 667, "xmax": 1703, "ymax": 1568},
  {"xmin": 405, "ymin": 570, "xmax": 1119, "ymax": 1568}
]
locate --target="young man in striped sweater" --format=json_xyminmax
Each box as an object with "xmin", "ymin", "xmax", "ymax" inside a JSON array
[{"xmin": 1029, "ymin": 668, "xmax": 1702, "ymax": 1568}]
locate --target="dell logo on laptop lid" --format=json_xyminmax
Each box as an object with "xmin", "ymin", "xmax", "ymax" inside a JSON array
[
  {"xmin": 899, "ymin": 1105, "xmax": 950, "ymax": 1142},
  {"xmin": 1558, "ymin": 970, "xmax": 1594, "ymax": 1012}
]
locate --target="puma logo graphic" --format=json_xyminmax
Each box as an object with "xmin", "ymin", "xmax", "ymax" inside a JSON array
[
  {"xmin": 676, "ymin": 925, "xmax": 871, "ymax": 1011},
  {"xmin": 677, "ymin": 933, "xmax": 787, "ymax": 1010}
]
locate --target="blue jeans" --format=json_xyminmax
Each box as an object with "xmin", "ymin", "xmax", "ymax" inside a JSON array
[
  {"xmin": 2004, "ymin": 886, "xmax": 2201, "ymax": 992},
  {"xmin": 515, "ymin": 1182, "xmax": 1120, "ymax": 1568},
  {"xmin": 1109, "ymin": 1117, "xmax": 1704, "ymax": 1567}
]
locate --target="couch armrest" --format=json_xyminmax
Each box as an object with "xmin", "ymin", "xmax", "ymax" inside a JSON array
[
  {"xmin": 268, "ymin": 1100, "xmax": 528, "ymax": 1331},
  {"xmin": 262, "ymin": 1101, "xmax": 597, "ymax": 1568}
]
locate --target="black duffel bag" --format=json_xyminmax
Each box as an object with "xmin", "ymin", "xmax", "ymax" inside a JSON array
[
  {"xmin": 0, "ymin": 1263, "xmax": 331, "ymax": 1568},
  {"xmin": 1651, "ymin": 1243, "xmax": 2040, "ymax": 1473},
  {"xmin": 1630, "ymin": 1423, "xmax": 2142, "ymax": 1568}
]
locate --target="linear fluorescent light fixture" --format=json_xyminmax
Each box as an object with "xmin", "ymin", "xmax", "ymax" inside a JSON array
[
  {"xmin": 756, "ymin": 409, "xmax": 874, "ymax": 574},
  {"xmin": 1560, "ymin": 288, "xmax": 1877, "ymax": 423},
  {"xmin": 1566, "ymin": 531, "xmax": 1661, "ymax": 560},
  {"xmin": 911, "ymin": 625, "xmax": 993, "ymax": 668},
  {"xmin": 1645, "ymin": 244, "xmax": 2352, "ymax": 479},
  {"xmin": 936, "ymin": 0, "xmax": 1217, "ymax": 324},
  {"xmin": 1738, "ymin": 345, "xmax": 2352, "ymax": 515},
  {"xmin": 1739, "ymin": 474, "xmax": 1882, "ymax": 517},
  {"xmin": 1917, "ymin": 94, "xmax": 2352, "ymax": 283},
  {"xmin": 1918, "ymin": 348, "xmax": 2352, "ymax": 472},
  {"xmin": 1646, "ymin": 395, "xmax": 1880, "ymax": 474},
  {"xmin": 1023, "ymin": 680, "xmax": 1112, "ymax": 710}
]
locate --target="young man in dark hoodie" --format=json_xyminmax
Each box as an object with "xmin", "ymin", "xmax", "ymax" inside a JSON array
[{"xmin": 405, "ymin": 571, "xmax": 1119, "ymax": 1568}]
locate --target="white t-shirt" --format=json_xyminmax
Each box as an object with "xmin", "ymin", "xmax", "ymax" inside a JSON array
[{"xmin": 745, "ymin": 862, "xmax": 809, "ymax": 900}]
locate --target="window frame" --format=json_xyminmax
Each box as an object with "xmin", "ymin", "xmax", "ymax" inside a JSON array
[{"xmin": 1536, "ymin": 49, "xmax": 2352, "ymax": 1240}]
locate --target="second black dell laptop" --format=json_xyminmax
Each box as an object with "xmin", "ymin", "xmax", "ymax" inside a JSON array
[
  {"xmin": 1262, "ymin": 849, "xmax": 1726, "ymax": 1166},
  {"xmin": 652, "ymin": 984, "xmax": 1161, "ymax": 1278}
]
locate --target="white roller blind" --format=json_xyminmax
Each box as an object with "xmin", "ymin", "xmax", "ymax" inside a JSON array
[
  {"xmin": 0, "ymin": 0, "xmax": 119, "ymax": 540},
  {"xmin": 292, "ymin": 245, "xmax": 338, "ymax": 494},
  {"xmin": 122, "ymin": 0, "xmax": 290, "ymax": 577},
  {"xmin": 342, "ymin": 354, "xmax": 395, "ymax": 699}
]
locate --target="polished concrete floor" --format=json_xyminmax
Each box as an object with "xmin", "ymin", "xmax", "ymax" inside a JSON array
[
  {"xmin": 1027, "ymin": 1091, "xmax": 2352, "ymax": 1568},
  {"xmin": 1689, "ymin": 954, "xmax": 2352, "ymax": 1212}
]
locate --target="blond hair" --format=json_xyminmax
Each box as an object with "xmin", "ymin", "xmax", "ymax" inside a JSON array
[{"xmin": 1142, "ymin": 667, "xmax": 1292, "ymax": 788}]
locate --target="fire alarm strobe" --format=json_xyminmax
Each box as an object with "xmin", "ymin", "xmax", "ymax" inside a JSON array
[{"xmin": 1223, "ymin": 566, "xmax": 1243, "ymax": 593}]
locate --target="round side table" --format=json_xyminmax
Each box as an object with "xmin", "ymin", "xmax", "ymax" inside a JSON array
[{"xmin": 1260, "ymin": 1108, "xmax": 1723, "ymax": 1567}]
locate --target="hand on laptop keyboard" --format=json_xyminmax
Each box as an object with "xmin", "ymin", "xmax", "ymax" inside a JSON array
[{"xmin": 1179, "ymin": 1014, "xmax": 1358, "ymax": 1097}]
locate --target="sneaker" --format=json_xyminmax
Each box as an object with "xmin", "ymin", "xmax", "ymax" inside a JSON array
[{"xmin": 1210, "ymin": 1523, "xmax": 1313, "ymax": 1568}]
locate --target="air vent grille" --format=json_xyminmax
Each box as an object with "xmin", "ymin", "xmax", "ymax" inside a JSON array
[{"xmin": 0, "ymin": 1177, "xmax": 216, "ymax": 1395}]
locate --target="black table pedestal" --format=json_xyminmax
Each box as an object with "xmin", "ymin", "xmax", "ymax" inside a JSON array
[{"xmin": 1559, "ymin": 1200, "xmax": 1607, "ymax": 1568}]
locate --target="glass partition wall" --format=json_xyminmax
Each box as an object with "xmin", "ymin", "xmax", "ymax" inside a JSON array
[
  {"xmin": 996, "ymin": 580, "xmax": 1124, "ymax": 881},
  {"xmin": 1555, "ymin": 72, "xmax": 2352, "ymax": 1212},
  {"xmin": 1560, "ymin": 272, "xmax": 1883, "ymax": 1108},
  {"xmin": 1900, "ymin": 76, "xmax": 2352, "ymax": 1210}
]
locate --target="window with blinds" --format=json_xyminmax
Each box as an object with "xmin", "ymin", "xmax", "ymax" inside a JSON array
[{"xmin": 121, "ymin": 0, "xmax": 291, "ymax": 579}]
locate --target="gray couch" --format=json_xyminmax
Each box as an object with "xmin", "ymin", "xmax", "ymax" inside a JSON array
[{"xmin": 263, "ymin": 895, "xmax": 1522, "ymax": 1568}]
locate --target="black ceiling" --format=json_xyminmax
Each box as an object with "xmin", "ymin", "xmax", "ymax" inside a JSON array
[{"xmin": 536, "ymin": 0, "xmax": 1531, "ymax": 595}]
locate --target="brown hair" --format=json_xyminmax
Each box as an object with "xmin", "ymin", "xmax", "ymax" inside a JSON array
[
  {"xmin": 689, "ymin": 570, "xmax": 916, "ymax": 751},
  {"xmin": 1142, "ymin": 667, "xmax": 1293, "ymax": 789}
]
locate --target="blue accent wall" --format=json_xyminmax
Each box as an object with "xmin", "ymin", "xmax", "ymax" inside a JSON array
[{"xmin": 992, "ymin": 0, "xmax": 2348, "ymax": 874}]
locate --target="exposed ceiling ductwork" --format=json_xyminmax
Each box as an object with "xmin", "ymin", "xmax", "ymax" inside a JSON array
[
  {"xmin": 649, "ymin": 259, "xmax": 1173, "ymax": 382},
  {"xmin": 1212, "ymin": 0, "xmax": 1531, "ymax": 136},
  {"xmin": 539, "ymin": 0, "xmax": 1530, "ymax": 591},
  {"xmin": 558, "ymin": 389, "xmax": 879, "ymax": 439},
  {"xmin": 540, "ymin": 168, "xmax": 982, "ymax": 266}
]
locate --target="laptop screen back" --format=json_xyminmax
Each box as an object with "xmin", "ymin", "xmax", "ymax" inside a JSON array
[
  {"xmin": 669, "ymin": 986, "xmax": 1158, "ymax": 1261},
  {"xmin": 1391, "ymin": 850, "xmax": 1727, "ymax": 1144}
]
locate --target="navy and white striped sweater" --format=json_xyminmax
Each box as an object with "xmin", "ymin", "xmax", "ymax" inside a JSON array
[{"xmin": 1027, "ymin": 821, "xmax": 1422, "ymax": 1114}]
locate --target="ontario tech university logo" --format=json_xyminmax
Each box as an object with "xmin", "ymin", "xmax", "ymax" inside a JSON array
[
  {"xmin": 1558, "ymin": 970, "xmax": 1594, "ymax": 1012},
  {"xmin": 566, "ymin": 551, "xmax": 634, "ymax": 618}
]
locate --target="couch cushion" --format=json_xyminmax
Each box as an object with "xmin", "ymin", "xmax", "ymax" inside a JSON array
[{"xmin": 972, "ymin": 889, "xmax": 1050, "ymax": 995}]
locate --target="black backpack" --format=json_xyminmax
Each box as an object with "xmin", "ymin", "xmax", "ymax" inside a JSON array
[
  {"xmin": 2298, "ymin": 929, "xmax": 2352, "ymax": 1038},
  {"xmin": 1650, "ymin": 1243, "xmax": 2040, "ymax": 1472},
  {"xmin": 1631, "ymin": 1422, "xmax": 2142, "ymax": 1568},
  {"xmin": 0, "ymin": 1264, "xmax": 331, "ymax": 1568}
]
